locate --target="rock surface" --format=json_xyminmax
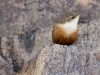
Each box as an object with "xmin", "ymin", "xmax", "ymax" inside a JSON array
[{"xmin": 0, "ymin": 0, "xmax": 100, "ymax": 75}]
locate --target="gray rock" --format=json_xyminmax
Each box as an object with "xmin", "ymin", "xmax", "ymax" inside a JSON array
[{"xmin": 0, "ymin": 0, "xmax": 100, "ymax": 75}]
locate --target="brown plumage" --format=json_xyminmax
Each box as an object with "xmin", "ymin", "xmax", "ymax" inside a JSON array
[
  {"xmin": 52, "ymin": 24, "xmax": 78, "ymax": 45},
  {"xmin": 52, "ymin": 12, "xmax": 80, "ymax": 45}
]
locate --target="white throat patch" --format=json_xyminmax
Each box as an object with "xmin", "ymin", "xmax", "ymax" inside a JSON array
[{"xmin": 61, "ymin": 16, "xmax": 79, "ymax": 34}]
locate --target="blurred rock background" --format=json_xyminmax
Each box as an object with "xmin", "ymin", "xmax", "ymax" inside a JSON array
[{"xmin": 0, "ymin": 0, "xmax": 100, "ymax": 75}]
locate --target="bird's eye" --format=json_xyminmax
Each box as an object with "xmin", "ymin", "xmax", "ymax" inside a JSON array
[{"xmin": 71, "ymin": 16, "xmax": 74, "ymax": 19}]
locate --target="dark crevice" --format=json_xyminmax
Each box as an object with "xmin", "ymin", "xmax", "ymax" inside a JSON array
[
  {"xmin": 18, "ymin": 28, "xmax": 38, "ymax": 53},
  {"xmin": 12, "ymin": 59, "xmax": 24, "ymax": 73}
]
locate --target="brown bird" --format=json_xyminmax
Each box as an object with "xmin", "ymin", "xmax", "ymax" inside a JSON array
[{"xmin": 52, "ymin": 12, "xmax": 81, "ymax": 45}]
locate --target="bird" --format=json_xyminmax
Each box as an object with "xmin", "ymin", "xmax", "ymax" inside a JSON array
[{"xmin": 52, "ymin": 12, "xmax": 81, "ymax": 45}]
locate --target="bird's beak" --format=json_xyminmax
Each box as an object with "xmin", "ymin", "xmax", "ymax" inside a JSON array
[{"xmin": 75, "ymin": 15, "xmax": 80, "ymax": 19}]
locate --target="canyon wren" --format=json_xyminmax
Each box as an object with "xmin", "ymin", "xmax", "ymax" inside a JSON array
[{"xmin": 52, "ymin": 12, "xmax": 81, "ymax": 45}]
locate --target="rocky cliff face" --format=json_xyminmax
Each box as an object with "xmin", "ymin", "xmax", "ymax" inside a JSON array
[{"xmin": 0, "ymin": 0, "xmax": 100, "ymax": 75}]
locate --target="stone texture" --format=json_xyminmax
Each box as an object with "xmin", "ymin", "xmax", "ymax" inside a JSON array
[
  {"xmin": 39, "ymin": 44, "xmax": 100, "ymax": 75},
  {"xmin": 16, "ymin": 18, "xmax": 100, "ymax": 75},
  {"xmin": 0, "ymin": 0, "xmax": 100, "ymax": 75},
  {"xmin": 16, "ymin": 59, "xmax": 35, "ymax": 75}
]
